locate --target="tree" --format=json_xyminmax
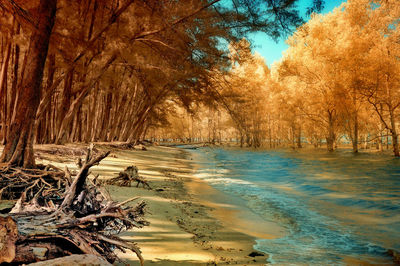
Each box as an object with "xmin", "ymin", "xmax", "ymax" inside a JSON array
[
  {"xmin": 276, "ymin": 24, "xmax": 343, "ymax": 152},
  {"xmin": 210, "ymin": 39, "xmax": 271, "ymax": 147},
  {"xmin": 353, "ymin": 0, "xmax": 400, "ymax": 156},
  {"xmin": 272, "ymin": 0, "xmax": 400, "ymax": 154},
  {"xmin": 0, "ymin": 0, "xmax": 57, "ymax": 167},
  {"xmin": 0, "ymin": 0, "xmax": 325, "ymax": 167}
]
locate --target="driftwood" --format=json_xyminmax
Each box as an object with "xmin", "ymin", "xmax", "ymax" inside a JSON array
[
  {"xmin": 0, "ymin": 145, "xmax": 147, "ymax": 265},
  {"xmin": 27, "ymin": 254, "xmax": 112, "ymax": 266},
  {"xmin": 0, "ymin": 163, "xmax": 66, "ymax": 202},
  {"xmin": 105, "ymin": 166, "xmax": 151, "ymax": 189},
  {"xmin": 99, "ymin": 141, "xmax": 147, "ymax": 151}
]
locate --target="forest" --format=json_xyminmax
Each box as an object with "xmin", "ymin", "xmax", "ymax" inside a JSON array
[
  {"xmin": 0, "ymin": 0, "xmax": 326, "ymax": 169},
  {"xmin": 0, "ymin": 0, "xmax": 399, "ymax": 265},
  {"xmin": 153, "ymin": 0, "xmax": 400, "ymax": 156},
  {"xmin": 0, "ymin": 0, "xmax": 398, "ymax": 168}
]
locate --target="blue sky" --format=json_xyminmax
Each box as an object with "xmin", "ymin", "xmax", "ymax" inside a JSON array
[{"xmin": 251, "ymin": 0, "xmax": 347, "ymax": 66}]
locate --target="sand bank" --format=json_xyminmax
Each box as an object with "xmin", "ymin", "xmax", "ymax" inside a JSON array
[{"xmin": 34, "ymin": 144, "xmax": 280, "ymax": 265}]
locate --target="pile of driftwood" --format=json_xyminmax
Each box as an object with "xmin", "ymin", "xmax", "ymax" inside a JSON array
[
  {"xmin": 105, "ymin": 166, "xmax": 151, "ymax": 189},
  {"xmin": 0, "ymin": 145, "xmax": 147, "ymax": 265},
  {"xmin": 34, "ymin": 145, "xmax": 91, "ymax": 163},
  {"xmin": 0, "ymin": 164, "xmax": 66, "ymax": 204}
]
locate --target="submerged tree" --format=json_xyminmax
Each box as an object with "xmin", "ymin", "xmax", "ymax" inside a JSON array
[
  {"xmin": 271, "ymin": 0, "xmax": 400, "ymax": 155},
  {"xmin": 216, "ymin": 39, "xmax": 271, "ymax": 147}
]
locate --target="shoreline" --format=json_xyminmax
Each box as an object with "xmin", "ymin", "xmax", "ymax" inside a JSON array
[
  {"xmin": 2, "ymin": 143, "xmax": 397, "ymax": 265},
  {"xmin": 116, "ymin": 145, "xmax": 272, "ymax": 265},
  {"xmin": 32, "ymin": 143, "xmax": 272, "ymax": 265}
]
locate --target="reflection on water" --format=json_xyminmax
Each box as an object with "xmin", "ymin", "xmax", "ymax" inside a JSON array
[{"xmin": 190, "ymin": 148, "xmax": 400, "ymax": 265}]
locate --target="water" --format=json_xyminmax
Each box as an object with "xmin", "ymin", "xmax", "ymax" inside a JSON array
[{"xmin": 189, "ymin": 147, "xmax": 400, "ymax": 265}]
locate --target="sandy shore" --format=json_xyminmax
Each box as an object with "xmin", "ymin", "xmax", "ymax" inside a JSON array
[{"xmin": 33, "ymin": 144, "xmax": 280, "ymax": 265}]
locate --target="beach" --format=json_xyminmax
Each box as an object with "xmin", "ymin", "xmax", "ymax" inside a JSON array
[
  {"xmin": 2, "ymin": 143, "xmax": 399, "ymax": 265},
  {"xmin": 34, "ymin": 144, "xmax": 273, "ymax": 265}
]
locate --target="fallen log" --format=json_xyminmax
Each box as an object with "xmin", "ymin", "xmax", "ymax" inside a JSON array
[
  {"xmin": 105, "ymin": 166, "xmax": 151, "ymax": 189},
  {"xmin": 0, "ymin": 144, "xmax": 147, "ymax": 265}
]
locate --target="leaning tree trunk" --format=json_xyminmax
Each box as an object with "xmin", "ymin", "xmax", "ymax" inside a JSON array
[{"xmin": 0, "ymin": 0, "xmax": 57, "ymax": 168}]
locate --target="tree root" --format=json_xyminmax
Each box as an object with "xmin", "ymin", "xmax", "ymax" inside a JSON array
[
  {"xmin": 0, "ymin": 144, "xmax": 148, "ymax": 265},
  {"xmin": 0, "ymin": 164, "xmax": 67, "ymax": 201},
  {"xmin": 105, "ymin": 165, "xmax": 151, "ymax": 189}
]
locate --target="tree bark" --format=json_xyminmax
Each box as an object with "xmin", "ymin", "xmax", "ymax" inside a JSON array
[{"xmin": 0, "ymin": 0, "xmax": 57, "ymax": 168}]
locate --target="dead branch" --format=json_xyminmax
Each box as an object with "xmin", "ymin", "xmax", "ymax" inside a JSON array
[
  {"xmin": 0, "ymin": 145, "xmax": 148, "ymax": 264},
  {"xmin": 60, "ymin": 144, "xmax": 110, "ymax": 209},
  {"xmin": 105, "ymin": 166, "xmax": 151, "ymax": 189}
]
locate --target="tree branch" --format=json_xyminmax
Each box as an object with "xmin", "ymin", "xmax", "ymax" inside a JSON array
[{"xmin": 131, "ymin": 0, "xmax": 222, "ymax": 40}]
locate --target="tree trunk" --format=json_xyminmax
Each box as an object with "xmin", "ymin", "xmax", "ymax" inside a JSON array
[
  {"xmin": 379, "ymin": 124, "xmax": 383, "ymax": 151},
  {"xmin": 297, "ymin": 125, "xmax": 302, "ymax": 148},
  {"xmin": 291, "ymin": 125, "xmax": 295, "ymax": 149},
  {"xmin": 389, "ymin": 108, "xmax": 399, "ymax": 157},
  {"xmin": 352, "ymin": 111, "xmax": 358, "ymax": 153},
  {"xmin": 56, "ymin": 70, "xmax": 73, "ymax": 138},
  {"xmin": 8, "ymin": 24, "xmax": 20, "ymax": 135},
  {"xmin": 0, "ymin": 0, "xmax": 57, "ymax": 168},
  {"xmin": 108, "ymin": 91, "xmax": 127, "ymax": 141},
  {"xmin": 55, "ymin": 54, "xmax": 116, "ymax": 144},
  {"xmin": 391, "ymin": 130, "xmax": 399, "ymax": 157},
  {"xmin": 0, "ymin": 38, "xmax": 11, "ymax": 144},
  {"xmin": 326, "ymin": 110, "xmax": 335, "ymax": 152},
  {"xmin": 100, "ymin": 89, "xmax": 113, "ymax": 141},
  {"xmin": 34, "ymin": 53, "xmax": 55, "ymax": 144}
]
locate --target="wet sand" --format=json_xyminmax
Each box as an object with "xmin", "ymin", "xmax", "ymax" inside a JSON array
[{"xmin": 34, "ymin": 144, "xmax": 282, "ymax": 265}]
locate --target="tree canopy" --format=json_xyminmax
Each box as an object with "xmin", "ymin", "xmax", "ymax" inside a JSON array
[
  {"xmin": 0, "ymin": 0, "xmax": 326, "ymax": 166},
  {"xmin": 154, "ymin": 0, "xmax": 400, "ymax": 156}
]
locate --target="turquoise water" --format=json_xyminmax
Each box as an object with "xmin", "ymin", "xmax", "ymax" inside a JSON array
[{"xmin": 189, "ymin": 147, "xmax": 400, "ymax": 265}]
